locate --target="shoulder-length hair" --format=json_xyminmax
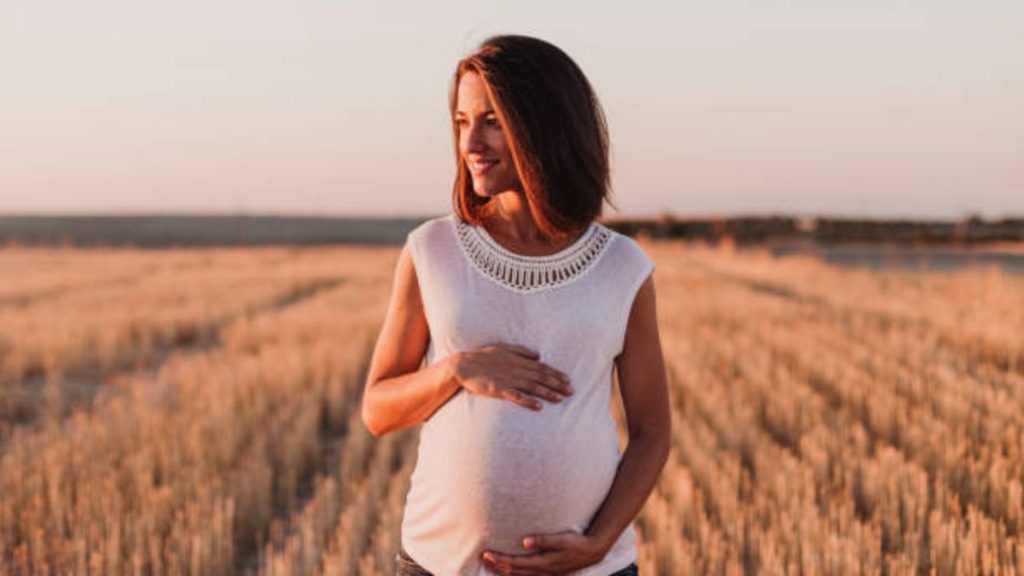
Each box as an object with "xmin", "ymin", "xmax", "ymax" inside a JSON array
[{"xmin": 450, "ymin": 34, "xmax": 617, "ymax": 244}]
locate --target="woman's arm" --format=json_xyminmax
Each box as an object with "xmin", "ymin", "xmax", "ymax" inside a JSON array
[
  {"xmin": 482, "ymin": 274, "xmax": 671, "ymax": 572},
  {"xmin": 363, "ymin": 245, "xmax": 576, "ymax": 437},
  {"xmin": 583, "ymin": 273, "xmax": 671, "ymax": 550},
  {"xmin": 361, "ymin": 245, "xmax": 460, "ymax": 437}
]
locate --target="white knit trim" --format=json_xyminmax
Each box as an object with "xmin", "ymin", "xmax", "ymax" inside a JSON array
[{"xmin": 453, "ymin": 216, "xmax": 614, "ymax": 294}]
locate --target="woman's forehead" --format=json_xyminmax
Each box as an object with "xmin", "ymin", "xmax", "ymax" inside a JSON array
[{"xmin": 456, "ymin": 72, "xmax": 493, "ymax": 113}]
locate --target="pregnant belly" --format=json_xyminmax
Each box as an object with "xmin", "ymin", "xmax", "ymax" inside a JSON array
[{"xmin": 411, "ymin": 392, "xmax": 622, "ymax": 554}]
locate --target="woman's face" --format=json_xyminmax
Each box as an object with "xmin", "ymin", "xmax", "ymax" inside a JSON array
[{"xmin": 455, "ymin": 71, "xmax": 522, "ymax": 198}]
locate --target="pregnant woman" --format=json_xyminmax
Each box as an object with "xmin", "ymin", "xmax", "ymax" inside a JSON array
[{"xmin": 361, "ymin": 34, "xmax": 670, "ymax": 576}]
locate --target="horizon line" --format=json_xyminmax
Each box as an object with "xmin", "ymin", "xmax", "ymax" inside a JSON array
[{"xmin": 0, "ymin": 210, "xmax": 1021, "ymax": 223}]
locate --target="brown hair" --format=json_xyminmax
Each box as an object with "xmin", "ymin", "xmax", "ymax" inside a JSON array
[{"xmin": 450, "ymin": 34, "xmax": 617, "ymax": 244}]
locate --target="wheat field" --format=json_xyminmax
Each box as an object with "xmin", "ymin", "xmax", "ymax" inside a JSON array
[{"xmin": 1, "ymin": 240, "xmax": 1022, "ymax": 575}]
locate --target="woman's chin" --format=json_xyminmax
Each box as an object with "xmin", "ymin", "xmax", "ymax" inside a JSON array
[{"xmin": 472, "ymin": 185, "xmax": 495, "ymax": 198}]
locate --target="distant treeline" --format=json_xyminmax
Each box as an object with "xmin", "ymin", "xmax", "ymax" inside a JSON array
[
  {"xmin": 606, "ymin": 214, "xmax": 1024, "ymax": 245},
  {"xmin": 0, "ymin": 214, "xmax": 1022, "ymax": 247},
  {"xmin": 0, "ymin": 215, "xmax": 424, "ymax": 247}
]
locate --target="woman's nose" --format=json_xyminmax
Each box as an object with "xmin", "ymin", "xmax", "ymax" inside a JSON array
[{"xmin": 462, "ymin": 122, "xmax": 487, "ymax": 154}]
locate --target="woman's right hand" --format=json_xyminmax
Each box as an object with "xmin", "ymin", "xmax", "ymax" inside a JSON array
[{"xmin": 448, "ymin": 343, "xmax": 574, "ymax": 410}]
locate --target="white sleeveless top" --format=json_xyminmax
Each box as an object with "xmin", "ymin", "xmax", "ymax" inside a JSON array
[{"xmin": 400, "ymin": 213, "xmax": 655, "ymax": 575}]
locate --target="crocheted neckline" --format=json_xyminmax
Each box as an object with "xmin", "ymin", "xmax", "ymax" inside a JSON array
[{"xmin": 453, "ymin": 215, "xmax": 614, "ymax": 294}]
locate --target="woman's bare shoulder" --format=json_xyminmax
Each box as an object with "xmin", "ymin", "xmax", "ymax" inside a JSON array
[
  {"xmin": 606, "ymin": 228, "xmax": 653, "ymax": 262},
  {"xmin": 407, "ymin": 214, "xmax": 455, "ymax": 242}
]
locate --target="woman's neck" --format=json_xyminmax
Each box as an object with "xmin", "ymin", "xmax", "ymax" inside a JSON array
[
  {"xmin": 482, "ymin": 191, "xmax": 541, "ymax": 244},
  {"xmin": 480, "ymin": 190, "xmax": 585, "ymax": 256}
]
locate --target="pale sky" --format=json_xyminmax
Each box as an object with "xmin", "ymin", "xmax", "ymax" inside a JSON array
[{"xmin": 1, "ymin": 0, "xmax": 1021, "ymax": 219}]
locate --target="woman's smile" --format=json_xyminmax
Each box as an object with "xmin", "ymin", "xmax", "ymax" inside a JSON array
[{"xmin": 468, "ymin": 158, "xmax": 499, "ymax": 175}]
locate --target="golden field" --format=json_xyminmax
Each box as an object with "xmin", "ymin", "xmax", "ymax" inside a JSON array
[{"xmin": 0, "ymin": 241, "xmax": 1022, "ymax": 575}]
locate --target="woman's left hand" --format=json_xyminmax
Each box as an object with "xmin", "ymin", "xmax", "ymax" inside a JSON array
[{"xmin": 480, "ymin": 530, "xmax": 607, "ymax": 575}]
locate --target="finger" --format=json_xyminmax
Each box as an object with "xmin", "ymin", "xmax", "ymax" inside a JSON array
[
  {"xmin": 523, "ymin": 359, "xmax": 570, "ymax": 386},
  {"xmin": 481, "ymin": 555, "xmax": 516, "ymax": 575},
  {"xmin": 507, "ymin": 357, "xmax": 570, "ymax": 394},
  {"xmin": 482, "ymin": 557, "xmax": 542, "ymax": 576},
  {"xmin": 524, "ymin": 533, "xmax": 576, "ymax": 551},
  {"xmin": 484, "ymin": 550, "xmax": 562, "ymax": 570},
  {"xmin": 515, "ymin": 379, "xmax": 564, "ymax": 404},
  {"xmin": 501, "ymin": 388, "xmax": 542, "ymax": 411},
  {"xmin": 503, "ymin": 561, "xmax": 544, "ymax": 569},
  {"xmin": 524, "ymin": 365, "xmax": 573, "ymax": 396},
  {"xmin": 508, "ymin": 368, "xmax": 563, "ymax": 401}
]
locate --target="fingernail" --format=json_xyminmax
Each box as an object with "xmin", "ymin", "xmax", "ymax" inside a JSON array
[{"xmin": 524, "ymin": 537, "xmax": 535, "ymax": 548}]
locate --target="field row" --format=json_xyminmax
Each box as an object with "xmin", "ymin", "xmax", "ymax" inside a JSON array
[
  {"xmin": 636, "ymin": 244, "xmax": 1023, "ymax": 575},
  {"xmin": 0, "ymin": 246, "xmax": 396, "ymax": 575},
  {"xmin": 0, "ymin": 247, "xmax": 388, "ymax": 440}
]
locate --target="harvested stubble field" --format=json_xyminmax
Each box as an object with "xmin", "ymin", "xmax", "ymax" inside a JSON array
[{"xmin": 0, "ymin": 241, "xmax": 1022, "ymax": 575}]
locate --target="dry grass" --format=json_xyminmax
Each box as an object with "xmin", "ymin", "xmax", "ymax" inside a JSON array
[
  {"xmin": 1, "ymin": 241, "xmax": 1022, "ymax": 575},
  {"xmin": 636, "ymin": 242, "xmax": 1023, "ymax": 575},
  {"xmin": 0, "ymin": 245, "xmax": 395, "ymax": 575},
  {"xmin": 0, "ymin": 246, "xmax": 387, "ymax": 440}
]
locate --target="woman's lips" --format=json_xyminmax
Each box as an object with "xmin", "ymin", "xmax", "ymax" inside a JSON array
[{"xmin": 470, "ymin": 159, "xmax": 498, "ymax": 175}]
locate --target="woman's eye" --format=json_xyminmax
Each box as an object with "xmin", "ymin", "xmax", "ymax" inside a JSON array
[{"xmin": 453, "ymin": 117, "xmax": 497, "ymax": 129}]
